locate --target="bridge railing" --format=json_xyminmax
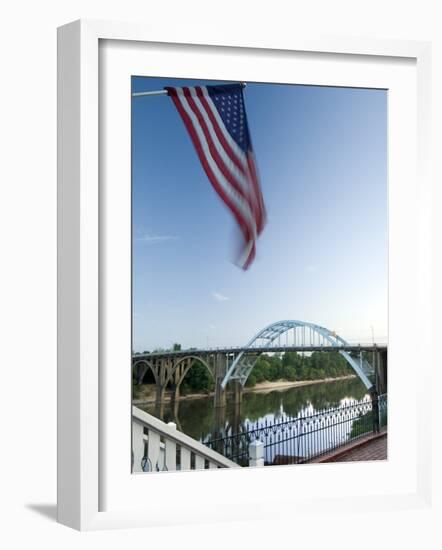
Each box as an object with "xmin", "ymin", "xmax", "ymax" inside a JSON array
[
  {"xmin": 204, "ymin": 394, "xmax": 387, "ymax": 466},
  {"xmin": 132, "ymin": 406, "xmax": 239, "ymax": 472}
]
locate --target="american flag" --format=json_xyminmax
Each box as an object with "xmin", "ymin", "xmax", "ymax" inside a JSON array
[{"xmin": 165, "ymin": 84, "xmax": 266, "ymax": 269}]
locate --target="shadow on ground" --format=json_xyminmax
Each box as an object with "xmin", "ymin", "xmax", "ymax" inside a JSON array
[{"xmin": 26, "ymin": 504, "xmax": 57, "ymax": 522}]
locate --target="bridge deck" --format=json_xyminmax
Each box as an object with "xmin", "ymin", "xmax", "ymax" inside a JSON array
[{"xmin": 133, "ymin": 344, "xmax": 387, "ymax": 360}]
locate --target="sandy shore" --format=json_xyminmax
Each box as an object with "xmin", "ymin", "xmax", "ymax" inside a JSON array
[
  {"xmin": 242, "ymin": 375, "xmax": 357, "ymax": 394},
  {"xmin": 133, "ymin": 375, "xmax": 357, "ymax": 405}
]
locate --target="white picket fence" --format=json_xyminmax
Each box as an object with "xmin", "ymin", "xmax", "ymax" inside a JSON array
[{"xmin": 132, "ymin": 406, "xmax": 240, "ymax": 472}]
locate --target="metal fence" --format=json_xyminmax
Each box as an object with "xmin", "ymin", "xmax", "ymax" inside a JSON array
[{"xmin": 205, "ymin": 394, "xmax": 387, "ymax": 466}]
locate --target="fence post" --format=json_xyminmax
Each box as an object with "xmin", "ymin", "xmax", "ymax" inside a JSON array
[
  {"xmin": 249, "ymin": 440, "xmax": 264, "ymax": 467},
  {"xmin": 132, "ymin": 420, "xmax": 145, "ymax": 473},
  {"xmin": 370, "ymin": 388, "xmax": 380, "ymax": 434},
  {"xmin": 164, "ymin": 422, "xmax": 177, "ymax": 471}
]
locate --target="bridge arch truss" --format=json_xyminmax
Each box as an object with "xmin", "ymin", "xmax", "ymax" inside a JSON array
[{"xmin": 221, "ymin": 320, "xmax": 374, "ymax": 390}]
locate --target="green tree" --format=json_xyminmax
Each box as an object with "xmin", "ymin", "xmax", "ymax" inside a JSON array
[{"xmin": 180, "ymin": 361, "xmax": 214, "ymax": 394}]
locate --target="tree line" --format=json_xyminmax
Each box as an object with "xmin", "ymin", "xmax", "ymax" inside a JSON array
[
  {"xmin": 134, "ymin": 345, "xmax": 358, "ymax": 394},
  {"xmin": 245, "ymin": 351, "xmax": 354, "ymax": 387}
]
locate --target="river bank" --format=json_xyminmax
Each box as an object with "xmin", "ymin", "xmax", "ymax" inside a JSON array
[
  {"xmin": 243, "ymin": 375, "xmax": 357, "ymax": 394},
  {"xmin": 133, "ymin": 374, "xmax": 357, "ymax": 405}
]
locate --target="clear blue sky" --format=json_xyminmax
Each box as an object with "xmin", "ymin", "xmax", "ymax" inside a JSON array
[{"xmin": 132, "ymin": 76, "xmax": 387, "ymax": 352}]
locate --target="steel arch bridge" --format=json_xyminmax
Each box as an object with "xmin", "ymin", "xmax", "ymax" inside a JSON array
[{"xmin": 221, "ymin": 320, "xmax": 375, "ymax": 390}]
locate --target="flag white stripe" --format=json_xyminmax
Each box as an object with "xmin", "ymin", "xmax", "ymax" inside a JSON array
[{"xmin": 174, "ymin": 89, "xmax": 257, "ymax": 241}]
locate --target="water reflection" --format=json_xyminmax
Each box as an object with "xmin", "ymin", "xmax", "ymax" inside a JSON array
[{"xmin": 139, "ymin": 377, "xmax": 369, "ymax": 443}]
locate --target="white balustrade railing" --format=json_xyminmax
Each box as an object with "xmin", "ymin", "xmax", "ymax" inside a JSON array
[{"xmin": 132, "ymin": 406, "xmax": 239, "ymax": 473}]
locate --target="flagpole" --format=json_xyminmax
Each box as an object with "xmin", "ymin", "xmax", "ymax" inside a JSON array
[
  {"xmin": 132, "ymin": 82, "xmax": 247, "ymax": 97},
  {"xmin": 132, "ymin": 89, "xmax": 168, "ymax": 97}
]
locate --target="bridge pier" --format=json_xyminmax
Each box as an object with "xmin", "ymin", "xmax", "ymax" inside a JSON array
[
  {"xmin": 375, "ymin": 350, "xmax": 388, "ymax": 394},
  {"xmin": 170, "ymin": 381, "xmax": 180, "ymax": 422},
  {"xmin": 154, "ymin": 384, "xmax": 166, "ymax": 419},
  {"xmin": 170, "ymin": 364, "xmax": 182, "ymax": 405},
  {"xmin": 214, "ymin": 353, "xmax": 227, "ymax": 408},
  {"xmin": 233, "ymin": 380, "xmax": 243, "ymax": 408},
  {"xmin": 171, "ymin": 383, "xmax": 180, "ymax": 403},
  {"xmin": 171, "ymin": 393, "xmax": 180, "ymax": 421},
  {"xmin": 212, "ymin": 404, "xmax": 227, "ymax": 454}
]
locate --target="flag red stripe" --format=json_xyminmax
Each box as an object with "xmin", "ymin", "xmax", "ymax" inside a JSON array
[
  {"xmin": 243, "ymin": 244, "xmax": 256, "ymax": 270},
  {"xmin": 247, "ymin": 152, "xmax": 266, "ymax": 235}
]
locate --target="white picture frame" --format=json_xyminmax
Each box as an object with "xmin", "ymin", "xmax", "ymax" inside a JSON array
[{"xmin": 57, "ymin": 19, "xmax": 432, "ymax": 531}]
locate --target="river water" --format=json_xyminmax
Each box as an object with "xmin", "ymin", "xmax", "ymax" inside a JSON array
[{"xmin": 139, "ymin": 377, "xmax": 370, "ymax": 448}]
